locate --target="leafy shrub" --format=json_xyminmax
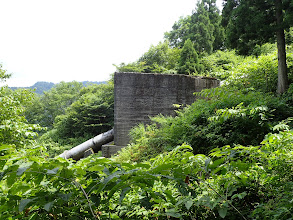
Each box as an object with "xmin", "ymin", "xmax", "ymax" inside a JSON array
[
  {"xmin": 223, "ymin": 50, "xmax": 293, "ymax": 93},
  {"xmin": 0, "ymin": 87, "xmax": 42, "ymax": 147},
  {"xmin": 282, "ymin": 83, "xmax": 293, "ymax": 106},
  {"xmin": 178, "ymin": 39, "xmax": 203, "ymax": 74},
  {"xmin": 1, "ymin": 130, "xmax": 292, "ymax": 219},
  {"xmin": 116, "ymin": 123, "xmax": 165, "ymax": 163},
  {"xmin": 201, "ymin": 50, "xmax": 244, "ymax": 80},
  {"xmin": 25, "ymin": 81, "xmax": 83, "ymax": 129},
  {"xmin": 118, "ymin": 87, "xmax": 292, "ymax": 162},
  {"xmin": 52, "ymin": 81, "xmax": 114, "ymax": 143},
  {"xmin": 252, "ymin": 43, "xmax": 277, "ymax": 57},
  {"xmin": 114, "ymin": 61, "xmax": 148, "ymax": 73},
  {"xmin": 114, "ymin": 41, "xmax": 180, "ymax": 74},
  {"xmin": 37, "ymin": 131, "xmax": 79, "ymax": 157}
]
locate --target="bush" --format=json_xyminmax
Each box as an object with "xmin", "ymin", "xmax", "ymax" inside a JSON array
[
  {"xmin": 25, "ymin": 81, "xmax": 83, "ymax": 129},
  {"xmin": 117, "ymin": 87, "xmax": 292, "ymax": 162},
  {"xmin": 201, "ymin": 50, "xmax": 244, "ymax": 80},
  {"xmin": 223, "ymin": 49, "xmax": 293, "ymax": 93},
  {"xmin": 0, "ymin": 87, "xmax": 42, "ymax": 147},
  {"xmin": 49, "ymin": 81, "xmax": 114, "ymax": 145},
  {"xmin": 2, "ymin": 130, "xmax": 292, "ymax": 219},
  {"xmin": 282, "ymin": 83, "xmax": 293, "ymax": 106}
]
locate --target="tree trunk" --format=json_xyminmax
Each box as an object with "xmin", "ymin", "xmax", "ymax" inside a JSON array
[
  {"xmin": 275, "ymin": 0, "xmax": 289, "ymax": 94},
  {"xmin": 59, "ymin": 129, "xmax": 114, "ymax": 160}
]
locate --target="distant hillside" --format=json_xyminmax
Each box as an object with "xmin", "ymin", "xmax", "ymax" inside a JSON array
[
  {"xmin": 10, "ymin": 81, "xmax": 106, "ymax": 95},
  {"xmin": 81, "ymin": 81, "xmax": 106, "ymax": 87}
]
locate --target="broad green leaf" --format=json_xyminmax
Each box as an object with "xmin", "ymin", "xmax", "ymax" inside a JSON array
[
  {"xmin": 231, "ymin": 192, "xmax": 247, "ymax": 200},
  {"xmin": 44, "ymin": 201, "xmax": 54, "ymax": 211},
  {"xmin": 17, "ymin": 166, "xmax": 30, "ymax": 176},
  {"xmin": 185, "ymin": 200, "xmax": 193, "ymax": 210},
  {"xmin": 119, "ymin": 187, "xmax": 131, "ymax": 204},
  {"xmin": 210, "ymin": 158, "xmax": 225, "ymax": 169},
  {"xmin": 90, "ymin": 194, "xmax": 101, "ymax": 205},
  {"xmin": 108, "ymin": 181, "xmax": 129, "ymax": 200},
  {"xmin": 166, "ymin": 209, "xmax": 182, "ymax": 218},
  {"xmin": 96, "ymin": 172, "xmax": 122, "ymax": 193},
  {"xmin": 58, "ymin": 193, "xmax": 73, "ymax": 201},
  {"xmin": 19, "ymin": 199, "xmax": 33, "ymax": 212},
  {"xmin": 6, "ymin": 172, "xmax": 17, "ymax": 187},
  {"xmin": 46, "ymin": 167, "xmax": 59, "ymax": 174},
  {"xmin": 0, "ymin": 144, "xmax": 14, "ymax": 151},
  {"xmin": 133, "ymin": 163, "xmax": 151, "ymax": 169},
  {"xmin": 204, "ymin": 158, "xmax": 212, "ymax": 172},
  {"xmin": 150, "ymin": 164, "xmax": 175, "ymax": 174},
  {"xmin": 121, "ymin": 163, "xmax": 134, "ymax": 169},
  {"xmin": 218, "ymin": 207, "xmax": 228, "ymax": 218},
  {"xmin": 88, "ymin": 164, "xmax": 104, "ymax": 172},
  {"xmin": 9, "ymin": 184, "xmax": 31, "ymax": 195}
]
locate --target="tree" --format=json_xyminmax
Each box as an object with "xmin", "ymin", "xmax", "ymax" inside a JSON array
[
  {"xmin": 0, "ymin": 65, "xmax": 41, "ymax": 147},
  {"xmin": 53, "ymin": 81, "xmax": 114, "ymax": 142},
  {"xmin": 222, "ymin": 0, "xmax": 293, "ymax": 93},
  {"xmin": 25, "ymin": 81, "xmax": 83, "ymax": 128},
  {"xmin": 138, "ymin": 41, "xmax": 180, "ymax": 73},
  {"xmin": 190, "ymin": 1, "xmax": 215, "ymax": 54},
  {"xmin": 203, "ymin": 0, "xmax": 225, "ymax": 50},
  {"xmin": 164, "ymin": 0, "xmax": 224, "ymax": 53},
  {"xmin": 114, "ymin": 62, "xmax": 147, "ymax": 73},
  {"xmin": 178, "ymin": 39, "xmax": 202, "ymax": 74},
  {"xmin": 0, "ymin": 64, "xmax": 11, "ymax": 82},
  {"xmin": 164, "ymin": 16, "xmax": 192, "ymax": 48},
  {"xmin": 115, "ymin": 41, "xmax": 180, "ymax": 74}
]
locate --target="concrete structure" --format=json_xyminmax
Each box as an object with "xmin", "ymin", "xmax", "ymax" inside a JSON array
[{"xmin": 102, "ymin": 72, "xmax": 219, "ymax": 156}]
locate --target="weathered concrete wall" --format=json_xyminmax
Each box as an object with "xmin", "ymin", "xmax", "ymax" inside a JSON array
[{"xmin": 114, "ymin": 72, "xmax": 220, "ymax": 147}]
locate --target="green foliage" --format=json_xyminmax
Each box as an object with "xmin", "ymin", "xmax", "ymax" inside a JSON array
[
  {"xmin": 164, "ymin": 16, "xmax": 192, "ymax": 48},
  {"xmin": 282, "ymin": 83, "xmax": 293, "ymax": 106},
  {"xmin": 115, "ymin": 41, "xmax": 180, "ymax": 74},
  {"xmin": 200, "ymin": 45, "xmax": 293, "ymax": 94},
  {"xmin": 37, "ymin": 132, "xmax": 75, "ymax": 157},
  {"xmin": 252, "ymin": 43, "xmax": 277, "ymax": 57},
  {"xmin": 224, "ymin": 50, "xmax": 293, "ymax": 93},
  {"xmin": 116, "ymin": 123, "xmax": 165, "ymax": 163},
  {"xmin": 121, "ymin": 87, "xmax": 292, "ymax": 162},
  {"xmin": 204, "ymin": 0, "xmax": 225, "ymax": 51},
  {"xmin": 138, "ymin": 40, "xmax": 180, "ymax": 73},
  {"xmin": 222, "ymin": 0, "xmax": 276, "ymax": 55},
  {"xmin": 208, "ymin": 130, "xmax": 293, "ymax": 219},
  {"xmin": 178, "ymin": 39, "xmax": 203, "ymax": 74},
  {"xmin": 114, "ymin": 61, "xmax": 147, "ymax": 73},
  {"xmin": 0, "ymin": 87, "xmax": 42, "ymax": 147},
  {"xmin": 286, "ymin": 27, "xmax": 293, "ymax": 44},
  {"xmin": 201, "ymin": 50, "xmax": 244, "ymax": 80},
  {"xmin": 0, "ymin": 64, "xmax": 11, "ymax": 81},
  {"xmin": 190, "ymin": 1, "xmax": 215, "ymax": 54},
  {"xmin": 25, "ymin": 81, "xmax": 83, "ymax": 129},
  {"xmin": 1, "ymin": 130, "xmax": 292, "ymax": 219},
  {"xmin": 24, "ymin": 80, "xmax": 114, "ymax": 155},
  {"xmin": 222, "ymin": 0, "xmax": 293, "ymax": 55},
  {"xmin": 165, "ymin": 0, "xmax": 224, "ymax": 53},
  {"xmin": 50, "ymin": 81, "xmax": 114, "ymax": 145}
]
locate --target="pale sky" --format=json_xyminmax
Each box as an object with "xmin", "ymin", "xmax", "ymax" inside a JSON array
[{"xmin": 0, "ymin": 0, "xmax": 223, "ymax": 87}]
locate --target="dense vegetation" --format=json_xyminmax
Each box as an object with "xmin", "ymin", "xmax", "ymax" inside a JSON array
[{"xmin": 1, "ymin": 0, "xmax": 293, "ymax": 219}]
